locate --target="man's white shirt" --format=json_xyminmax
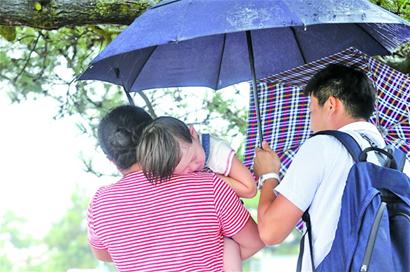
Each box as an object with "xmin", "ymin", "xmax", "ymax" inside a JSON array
[{"xmin": 275, "ymin": 121, "xmax": 409, "ymax": 271}]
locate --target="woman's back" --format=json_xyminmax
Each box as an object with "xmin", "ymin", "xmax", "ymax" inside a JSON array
[{"xmin": 88, "ymin": 171, "xmax": 250, "ymax": 272}]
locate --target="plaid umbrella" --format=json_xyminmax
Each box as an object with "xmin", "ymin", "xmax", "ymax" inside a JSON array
[
  {"xmin": 244, "ymin": 47, "xmax": 410, "ymax": 178},
  {"xmin": 369, "ymin": 57, "xmax": 410, "ymax": 160}
]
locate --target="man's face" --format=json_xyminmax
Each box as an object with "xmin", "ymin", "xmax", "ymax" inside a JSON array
[
  {"xmin": 173, "ymin": 129, "xmax": 206, "ymax": 175},
  {"xmin": 309, "ymin": 95, "xmax": 328, "ymax": 133}
]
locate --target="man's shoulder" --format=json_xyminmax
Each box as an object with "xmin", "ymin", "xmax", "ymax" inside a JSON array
[
  {"xmin": 292, "ymin": 134, "xmax": 351, "ymax": 168},
  {"xmin": 339, "ymin": 121, "xmax": 385, "ymax": 145},
  {"xmin": 301, "ymin": 134, "xmax": 342, "ymax": 151}
]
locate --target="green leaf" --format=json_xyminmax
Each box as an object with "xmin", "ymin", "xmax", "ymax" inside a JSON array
[
  {"xmin": 0, "ymin": 26, "xmax": 16, "ymax": 41},
  {"xmin": 34, "ymin": 2, "xmax": 42, "ymax": 11}
]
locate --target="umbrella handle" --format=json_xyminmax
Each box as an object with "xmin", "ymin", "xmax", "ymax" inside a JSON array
[{"xmin": 246, "ymin": 31, "xmax": 264, "ymax": 147}]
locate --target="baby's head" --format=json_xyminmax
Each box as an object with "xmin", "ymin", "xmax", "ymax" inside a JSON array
[{"xmin": 136, "ymin": 116, "xmax": 205, "ymax": 183}]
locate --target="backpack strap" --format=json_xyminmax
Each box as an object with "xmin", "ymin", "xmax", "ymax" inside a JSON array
[
  {"xmin": 313, "ymin": 130, "xmax": 362, "ymax": 163},
  {"xmin": 393, "ymin": 148, "xmax": 406, "ymax": 172},
  {"xmin": 297, "ymin": 211, "xmax": 315, "ymax": 272},
  {"xmin": 201, "ymin": 133, "xmax": 210, "ymax": 163},
  {"xmin": 297, "ymin": 130, "xmax": 362, "ymax": 271}
]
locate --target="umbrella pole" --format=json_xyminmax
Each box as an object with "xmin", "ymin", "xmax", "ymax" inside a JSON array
[
  {"xmin": 246, "ymin": 31, "xmax": 263, "ymax": 146},
  {"xmin": 122, "ymin": 86, "xmax": 135, "ymax": 106},
  {"xmin": 114, "ymin": 67, "xmax": 135, "ymax": 105}
]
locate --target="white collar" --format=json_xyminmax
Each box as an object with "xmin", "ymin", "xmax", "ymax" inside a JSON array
[
  {"xmin": 338, "ymin": 121, "xmax": 380, "ymax": 134},
  {"xmin": 338, "ymin": 121, "xmax": 385, "ymax": 146}
]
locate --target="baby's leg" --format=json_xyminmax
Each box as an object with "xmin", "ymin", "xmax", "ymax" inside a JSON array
[{"xmin": 223, "ymin": 237, "xmax": 242, "ymax": 272}]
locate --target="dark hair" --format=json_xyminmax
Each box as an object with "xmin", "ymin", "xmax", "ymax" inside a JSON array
[
  {"xmin": 98, "ymin": 105, "xmax": 153, "ymax": 170},
  {"xmin": 136, "ymin": 116, "xmax": 192, "ymax": 183},
  {"xmin": 304, "ymin": 64, "xmax": 376, "ymax": 120}
]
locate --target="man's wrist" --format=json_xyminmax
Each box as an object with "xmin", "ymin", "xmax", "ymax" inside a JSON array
[{"xmin": 257, "ymin": 172, "xmax": 280, "ymax": 190}]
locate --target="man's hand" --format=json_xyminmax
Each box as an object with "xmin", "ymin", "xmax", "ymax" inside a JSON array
[{"xmin": 253, "ymin": 141, "xmax": 281, "ymax": 176}]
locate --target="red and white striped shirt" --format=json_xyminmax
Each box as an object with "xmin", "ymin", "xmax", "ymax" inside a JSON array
[{"xmin": 87, "ymin": 171, "xmax": 249, "ymax": 272}]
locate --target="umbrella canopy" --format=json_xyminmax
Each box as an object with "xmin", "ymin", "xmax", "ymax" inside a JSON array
[
  {"xmin": 79, "ymin": 0, "xmax": 410, "ymax": 92},
  {"xmin": 243, "ymin": 47, "xmax": 410, "ymax": 177},
  {"xmin": 78, "ymin": 0, "xmax": 410, "ymax": 145}
]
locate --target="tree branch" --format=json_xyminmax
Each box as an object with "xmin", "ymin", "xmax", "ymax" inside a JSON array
[
  {"xmin": 14, "ymin": 31, "xmax": 41, "ymax": 81},
  {"xmin": 0, "ymin": 0, "xmax": 160, "ymax": 30}
]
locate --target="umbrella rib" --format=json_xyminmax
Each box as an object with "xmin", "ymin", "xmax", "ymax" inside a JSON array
[
  {"xmin": 383, "ymin": 117, "xmax": 408, "ymax": 130},
  {"xmin": 290, "ymin": 27, "xmax": 307, "ymax": 64},
  {"xmin": 356, "ymin": 23, "xmax": 388, "ymax": 53},
  {"xmin": 127, "ymin": 45, "xmax": 158, "ymax": 92},
  {"xmin": 215, "ymin": 33, "xmax": 227, "ymax": 89}
]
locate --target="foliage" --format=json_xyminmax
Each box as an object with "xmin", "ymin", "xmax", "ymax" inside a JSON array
[
  {"xmin": 0, "ymin": 188, "xmax": 117, "ymax": 272},
  {"xmin": 0, "ymin": 26, "xmax": 125, "ymax": 115},
  {"xmin": 40, "ymin": 186, "xmax": 97, "ymax": 271},
  {"xmin": 370, "ymin": 0, "xmax": 410, "ymax": 21},
  {"xmin": 375, "ymin": 41, "xmax": 410, "ymax": 74},
  {"xmin": 368, "ymin": 1, "xmax": 410, "ymax": 74},
  {"xmin": 0, "ymin": 211, "xmax": 43, "ymax": 271}
]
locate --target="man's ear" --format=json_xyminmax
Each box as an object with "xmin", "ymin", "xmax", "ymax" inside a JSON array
[{"xmin": 327, "ymin": 96, "xmax": 338, "ymax": 113}]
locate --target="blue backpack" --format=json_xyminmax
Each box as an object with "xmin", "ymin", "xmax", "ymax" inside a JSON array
[{"xmin": 297, "ymin": 130, "xmax": 410, "ymax": 272}]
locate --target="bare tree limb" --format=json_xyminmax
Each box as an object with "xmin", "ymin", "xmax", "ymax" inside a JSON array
[{"xmin": 0, "ymin": 0, "xmax": 160, "ymax": 30}]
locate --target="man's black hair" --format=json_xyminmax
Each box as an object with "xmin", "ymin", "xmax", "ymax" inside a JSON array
[{"xmin": 304, "ymin": 64, "xmax": 376, "ymax": 120}]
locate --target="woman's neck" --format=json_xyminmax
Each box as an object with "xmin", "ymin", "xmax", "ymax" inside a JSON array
[{"xmin": 120, "ymin": 163, "xmax": 142, "ymax": 176}]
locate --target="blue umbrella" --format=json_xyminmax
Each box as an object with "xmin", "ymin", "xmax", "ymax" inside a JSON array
[{"xmin": 79, "ymin": 0, "xmax": 410, "ymax": 144}]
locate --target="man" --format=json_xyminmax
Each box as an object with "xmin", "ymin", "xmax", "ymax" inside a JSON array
[{"xmin": 253, "ymin": 64, "xmax": 389, "ymax": 270}]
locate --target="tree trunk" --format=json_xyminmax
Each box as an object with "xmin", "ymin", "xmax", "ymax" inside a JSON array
[{"xmin": 0, "ymin": 0, "xmax": 160, "ymax": 29}]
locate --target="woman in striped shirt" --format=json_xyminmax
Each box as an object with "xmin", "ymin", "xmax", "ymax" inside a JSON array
[{"xmin": 87, "ymin": 105, "xmax": 264, "ymax": 271}]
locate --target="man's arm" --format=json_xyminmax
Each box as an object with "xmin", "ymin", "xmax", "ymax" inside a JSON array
[
  {"xmin": 231, "ymin": 216, "xmax": 265, "ymax": 260},
  {"xmin": 259, "ymin": 192, "xmax": 303, "ymax": 245},
  {"xmin": 90, "ymin": 247, "xmax": 113, "ymax": 262},
  {"xmin": 254, "ymin": 141, "xmax": 303, "ymax": 245}
]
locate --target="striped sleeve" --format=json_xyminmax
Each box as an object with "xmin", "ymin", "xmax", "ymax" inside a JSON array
[
  {"xmin": 223, "ymin": 151, "xmax": 235, "ymax": 176},
  {"xmin": 212, "ymin": 175, "xmax": 250, "ymax": 237},
  {"xmin": 87, "ymin": 189, "xmax": 107, "ymax": 250}
]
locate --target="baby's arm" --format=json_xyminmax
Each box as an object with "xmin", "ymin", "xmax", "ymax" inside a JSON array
[
  {"xmin": 217, "ymin": 156, "xmax": 256, "ymax": 198},
  {"xmin": 206, "ymin": 135, "xmax": 256, "ymax": 198}
]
